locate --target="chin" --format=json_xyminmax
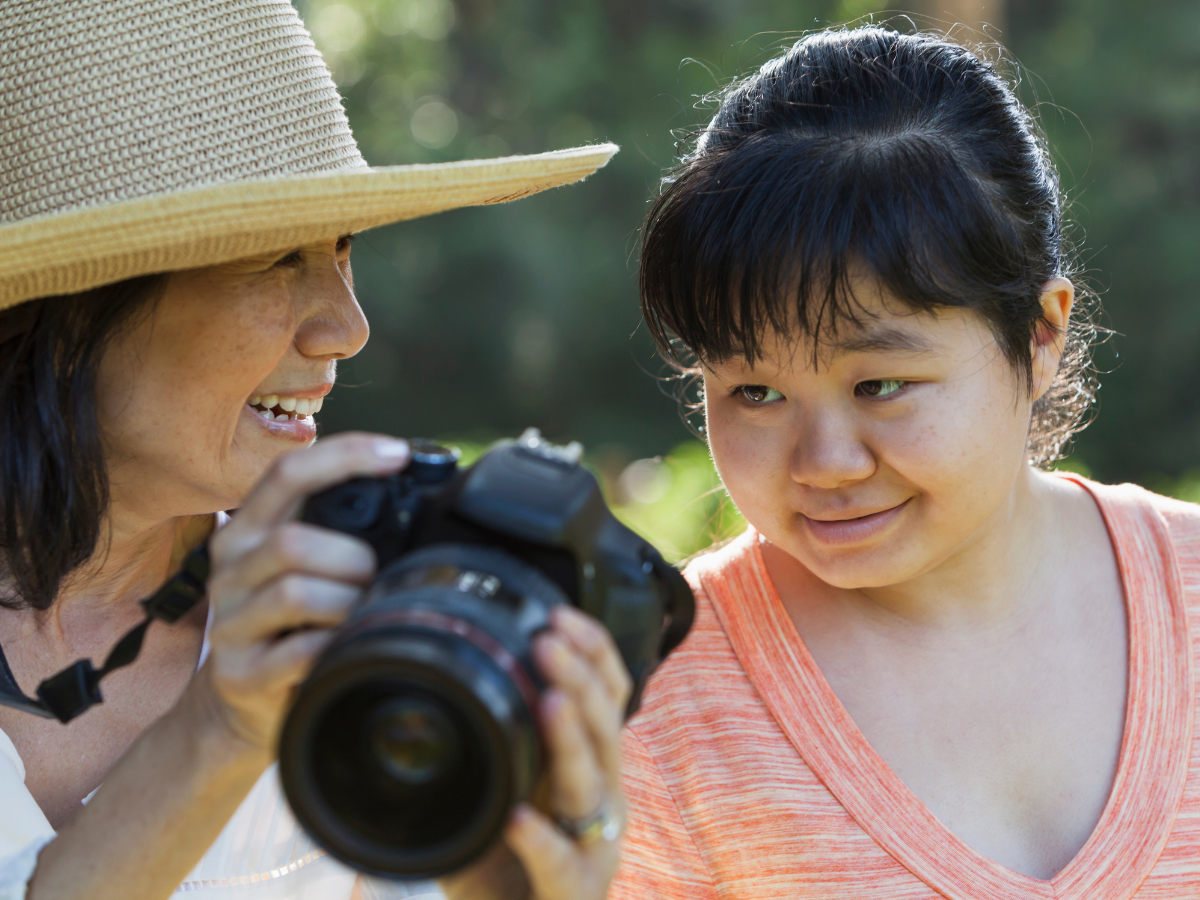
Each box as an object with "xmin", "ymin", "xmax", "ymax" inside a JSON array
[
  {"xmin": 795, "ymin": 539, "xmax": 935, "ymax": 591},
  {"xmin": 217, "ymin": 433, "xmax": 315, "ymax": 508}
]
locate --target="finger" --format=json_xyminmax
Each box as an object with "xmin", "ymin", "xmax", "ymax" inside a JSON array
[
  {"xmin": 537, "ymin": 633, "xmax": 623, "ymax": 783},
  {"xmin": 541, "ymin": 688, "xmax": 604, "ymax": 821},
  {"xmin": 227, "ymin": 433, "xmax": 410, "ymax": 535},
  {"xmin": 223, "ymin": 522, "xmax": 376, "ymax": 595},
  {"xmin": 504, "ymin": 805, "xmax": 593, "ymax": 900},
  {"xmin": 552, "ymin": 605, "xmax": 633, "ymax": 711},
  {"xmin": 211, "ymin": 576, "xmax": 361, "ymax": 647},
  {"xmin": 239, "ymin": 629, "xmax": 336, "ymax": 695}
]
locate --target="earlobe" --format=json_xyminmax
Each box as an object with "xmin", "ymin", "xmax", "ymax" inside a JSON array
[{"xmin": 1030, "ymin": 277, "xmax": 1075, "ymax": 401}]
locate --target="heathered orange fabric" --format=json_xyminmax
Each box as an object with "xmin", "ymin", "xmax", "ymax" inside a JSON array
[{"xmin": 611, "ymin": 479, "xmax": 1200, "ymax": 900}]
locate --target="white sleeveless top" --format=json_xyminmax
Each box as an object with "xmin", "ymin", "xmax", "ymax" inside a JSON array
[
  {"xmin": 0, "ymin": 515, "xmax": 443, "ymax": 900},
  {"xmin": 0, "ymin": 730, "xmax": 441, "ymax": 899}
]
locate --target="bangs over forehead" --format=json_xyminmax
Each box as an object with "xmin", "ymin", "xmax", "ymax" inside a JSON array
[
  {"xmin": 639, "ymin": 28, "xmax": 1062, "ymax": 382},
  {"xmin": 642, "ymin": 132, "xmax": 1031, "ymax": 367}
]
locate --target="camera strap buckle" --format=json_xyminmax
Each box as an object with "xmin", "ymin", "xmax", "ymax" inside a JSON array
[{"xmin": 0, "ymin": 543, "xmax": 212, "ymax": 723}]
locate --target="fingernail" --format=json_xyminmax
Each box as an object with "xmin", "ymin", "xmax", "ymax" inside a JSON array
[
  {"xmin": 372, "ymin": 438, "xmax": 409, "ymax": 459},
  {"xmin": 510, "ymin": 804, "xmax": 533, "ymax": 827}
]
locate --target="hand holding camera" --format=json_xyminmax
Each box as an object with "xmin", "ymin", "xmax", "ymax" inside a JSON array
[
  {"xmin": 198, "ymin": 429, "xmax": 694, "ymax": 893},
  {"xmin": 202, "ymin": 433, "xmax": 416, "ymax": 755}
]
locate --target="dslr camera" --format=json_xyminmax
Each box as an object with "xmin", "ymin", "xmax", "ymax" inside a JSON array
[{"xmin": 278, "ymin": 429, "xmax": 695, "ymax": 880}]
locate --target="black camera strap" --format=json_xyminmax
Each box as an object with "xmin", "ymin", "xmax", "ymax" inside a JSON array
[{"xmin": 0, "ymin": 544, "xmax": 211, "ymax": 723}]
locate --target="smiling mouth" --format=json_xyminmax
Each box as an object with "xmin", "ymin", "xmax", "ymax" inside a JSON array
[
  {"xmin": 807, "ymin": 504, "xmax": 901, "ymax": 523},
  {"xmin": 801, "ymin": 499, "xmax": 910, "ymax": 545},
  {"xmin": 247, "ymin": 393, "xmax": 324, "ymax": 422}
]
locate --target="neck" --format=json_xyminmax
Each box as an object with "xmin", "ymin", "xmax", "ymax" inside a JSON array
[{"xmin": 31, "ymin": 505, "xmax": 214, "ymax": 642}]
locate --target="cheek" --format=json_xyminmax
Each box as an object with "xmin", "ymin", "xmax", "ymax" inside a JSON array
[
  {"xmin": 879, "ymin": 368, "xmax": 1033, "ymax": 546},
  {"xmin": 132, "ymin": 303, "xmax": 290, "ymax": 420},
  {"xmin": 97, "ymin": 281, "xmax": 297, "ymax": 495},
  {"xmin": 705, "ymin": 401, "xmax": 794, "ymax": 528}
]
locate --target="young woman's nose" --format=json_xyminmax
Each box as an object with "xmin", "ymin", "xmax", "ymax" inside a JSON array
[
  {"xmin": 789, "ymin": 407, "xmax": 876, "ymax": 489},
  {"xmin": 293, "ymin": 256, "xmax": 370, "ymax": 361}
]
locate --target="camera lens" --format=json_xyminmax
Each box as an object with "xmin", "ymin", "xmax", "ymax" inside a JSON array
[
  {"xmin": 368, "ymin": 697, "xmax": 460, "ymax": 786},
  {"xmin": 280, "ymin": 628, "xmax": 539, "ymax": 878},
  {"xmin": 280, "ymin": 545, "xmax": 571, "ymax": 879}
]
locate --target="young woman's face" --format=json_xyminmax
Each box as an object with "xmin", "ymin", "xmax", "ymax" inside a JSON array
[
  {"xmin": 703, "ymin": 280, "xmax": 1068, "ymax": 589},
  {"xmin": 96, "ymin": 236, "xmax": 368, "ymax": 521}
]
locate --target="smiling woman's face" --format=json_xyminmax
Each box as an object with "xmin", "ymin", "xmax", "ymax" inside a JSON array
[
  {"xmin": 703, "ymin": 280, "xmax": 1066, "ymax": 591},
  {"xmin": 96, "ymin": 236, "xmax": 368, "ymax": 522}
]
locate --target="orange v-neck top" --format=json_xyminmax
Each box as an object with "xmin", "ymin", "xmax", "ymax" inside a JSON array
[{"xmin": 610, "ymin": 479, "xmax": 1200, "ymax": 900}]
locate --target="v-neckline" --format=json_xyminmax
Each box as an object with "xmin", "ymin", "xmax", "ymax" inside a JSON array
[{"xmin": 700, "ymin": 478, "xmax": 1194, "ymax": 900}]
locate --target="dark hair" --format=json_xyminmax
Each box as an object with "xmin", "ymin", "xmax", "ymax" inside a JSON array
[
  {"xmin": 640, "ymin": 27, "xmax": 1099, "ymax": 466},
  {"xmin": 0, "ymin": 275, "xmax": 166, "ymax": 610}
]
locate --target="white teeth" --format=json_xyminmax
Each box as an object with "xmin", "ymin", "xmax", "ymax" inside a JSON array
[{"xmin": 250, "ymin": 393, "xmax": 324, "ymax": 418}]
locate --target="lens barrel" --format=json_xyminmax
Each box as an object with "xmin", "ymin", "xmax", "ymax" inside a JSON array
[{"xmin": 279, "ymin": 546, "xmax": 563, "ymax": 879}]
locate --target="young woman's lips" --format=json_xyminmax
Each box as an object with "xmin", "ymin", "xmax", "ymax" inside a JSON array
[{"xmin": 801, "ymin": 499, "xmax": 910, "ymax": 546}]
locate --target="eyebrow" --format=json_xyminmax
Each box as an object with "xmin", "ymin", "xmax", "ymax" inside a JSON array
[{"xmin": 829, "ymin": 326, "xmax": 936, "ymax": 357}]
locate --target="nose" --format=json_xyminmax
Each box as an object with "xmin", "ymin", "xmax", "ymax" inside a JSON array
[
  {"xmin": 789, "ymin": 405, "xmax": 876, "ymax": 489},
  {"xmin": 293, "ymin": 251, "xmax": 370, "ymax": 361}
]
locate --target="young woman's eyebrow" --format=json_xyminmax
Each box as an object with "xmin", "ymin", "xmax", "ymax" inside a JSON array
[{"xmin": 830, "ymin": 327, "xmax": 936, "ymax": 357}]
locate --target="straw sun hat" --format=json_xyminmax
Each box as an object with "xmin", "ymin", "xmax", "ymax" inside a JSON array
[{"xmin": 0, "ymin": 0, "xmax": 618, "ymax": 313}]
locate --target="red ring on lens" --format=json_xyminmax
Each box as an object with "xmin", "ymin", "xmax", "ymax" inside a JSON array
[{"xmin": 330, "ymin": 608, "xmax": 543, "ymax": 725}]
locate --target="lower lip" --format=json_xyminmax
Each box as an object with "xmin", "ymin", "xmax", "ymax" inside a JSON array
[
  {"xmin": 242, "ymin": 404, "xmax": 318, "ymax": 443},
  {"xmin": 802, "ymin": 500, "xmax": 910, "ymax": 546}
]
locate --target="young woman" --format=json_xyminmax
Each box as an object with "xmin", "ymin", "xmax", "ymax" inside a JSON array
[
  {"xmin": 0, "ymin": 2, "xmax": 625, "ymax": 899},
  {"xmin": 603, "ymin": 27, "xmax": 1200, "ymax": 899}
]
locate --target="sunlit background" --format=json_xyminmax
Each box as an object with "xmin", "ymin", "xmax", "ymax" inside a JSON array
[{"xmin": 298, "ymin": 0, "xmax": 1200, "ymax": 559}]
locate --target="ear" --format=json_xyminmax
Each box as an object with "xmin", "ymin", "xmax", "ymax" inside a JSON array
[{"xmin": 1030, "ymin": 277, "xmax": 1075, "ymax": 402}]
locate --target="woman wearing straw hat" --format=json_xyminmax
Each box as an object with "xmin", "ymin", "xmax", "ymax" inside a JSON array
[{"xmin": 0, "ymin": 2, "xmax": 626, "ymax": 899}]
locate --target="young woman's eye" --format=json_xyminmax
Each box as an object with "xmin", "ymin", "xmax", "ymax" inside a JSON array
[
  {"xmin": 736, "ymin": 385, "xmax": 785, "ymax": 404},
  {"xmin": 856, "ymin": 379, "xmax": 907, "ymax": 398}
]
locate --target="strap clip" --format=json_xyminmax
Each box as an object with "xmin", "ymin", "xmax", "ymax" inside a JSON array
[{"xmin": 36, "ymin": 660, "xmax": 102, "ymax": 724}]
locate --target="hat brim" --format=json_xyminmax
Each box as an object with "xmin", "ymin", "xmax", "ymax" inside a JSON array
[{"xmin": 0, "ymin": 143, "xmax": 618, "ymax": 310}]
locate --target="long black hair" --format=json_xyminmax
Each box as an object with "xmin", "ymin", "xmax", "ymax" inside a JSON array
[
  {"xmin": 640, "ymin": 27, "xmax": 1099, "ymax": 466},
  {"xmin": 0, "ymin": 275, "xmax": 165, "ymax": 610}
]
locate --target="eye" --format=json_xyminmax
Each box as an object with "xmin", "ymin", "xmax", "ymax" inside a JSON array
[
  {"xmin": 856, "ymin": 379, "xmax": 907, "ymax": 399},
  {"xmin": 735, "ymin": 385, "xmax": 785, "ymax": 405},
  {"xmin": 336, "ymin": 233, "xmax": 356, "ymax": 256},
  {"xmin": 274, "ymin": 249, "xmax": 303, "ymax": 268}
]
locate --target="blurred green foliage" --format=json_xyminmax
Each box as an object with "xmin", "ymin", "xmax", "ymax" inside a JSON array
[
  {"xmin": 1003, "ymin": 0, "xmax": 1200, "ymax": 484},
  {"xmin": 297, "ymin": 0, "xmax": 1200, "ymax": 557}
]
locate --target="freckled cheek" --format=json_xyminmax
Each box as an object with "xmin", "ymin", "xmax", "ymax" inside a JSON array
[
  {"xmin": 707, "ymin": 409, "xmax": 793, "ymax": 528},
  {"xmin": 880, "ymin": 384, "xmax": 1027, "ymax": 521},
  {"xmin": 198, "ymin": 309, "xmax": 295, "ymax": 403}
]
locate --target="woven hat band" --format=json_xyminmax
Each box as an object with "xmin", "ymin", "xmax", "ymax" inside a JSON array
[{"xmin": 0, "ymin": 0, "xmax": 366, "ymax": 225}]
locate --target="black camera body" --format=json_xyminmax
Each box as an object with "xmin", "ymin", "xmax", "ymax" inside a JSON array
[{"xmin": 278, "ymin": 430, "xmax": 694, "ymax": 880}]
